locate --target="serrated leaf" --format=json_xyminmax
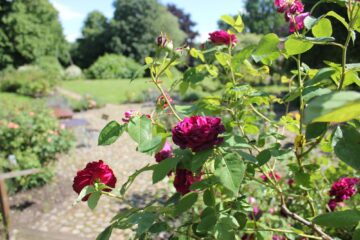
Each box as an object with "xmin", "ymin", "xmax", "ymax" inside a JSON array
[
  {"xmin": 215, "ymin": 153, "xmax": 245, "ymax": 196},
  {"xmin": 256, "ymin": 149, "xmax": 271, "ymax": 166},
  {"xmin": 128, "ymin": 212, "xmax": 157, "ymax": 236},
  {"xmin": 313, "ymin": 210, "xmax": 360, "ymax": 228},
  {"xmin": 304, "ymin": 91, "xmax": 360, "ymax": 123},
  {"xmin": 332, "ymin": 125, "xmax": 360, "ymax": 170},
  {"xmin": 175, "ymin": 192, "xmax": 198, "ymax": 215},
  {"xmin": 285, "ymin": 37, "xmax": 313, "ymax": 56},
  {"xmin": 152, "ymin": 157, "xmax": 179, "ymax": 184},
  {"xmin": 88, "ymin": 191, "xmax": 101, "ymax": 210},
  {"xmin": 252, "ymin": 33, "xmax": 280, "ymax": 65},
  {"xmin": 98, "ymin": 121, "xmax": 124, "ymax": 146},
  {"xmin": 96, "ymin": 226, "xmax": 113, "ymax": 240},
  {"xmin": 312, "ymin": 18, "xmax": 332, "ymax": 37}
]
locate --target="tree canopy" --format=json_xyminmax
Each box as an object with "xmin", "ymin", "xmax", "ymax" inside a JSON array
[
  {"xmin": 241, "ymin": 0, "xmax": 287, "ymax": 35},
  {"xmin": 0, "ymin": 0, "xmax": 68, "ymax": 69},
  {"xmin": 71, "ymin": 11, "xmax": 111, "ymax": 69}
]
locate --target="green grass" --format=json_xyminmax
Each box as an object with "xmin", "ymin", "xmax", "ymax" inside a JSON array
[
  {"xmin": 61, "ymin": 78, "xmax": 171, "ymax": 104},
  {"xmin": 0, "ymin": 92, "xmax": 38, "ymax": 105}
]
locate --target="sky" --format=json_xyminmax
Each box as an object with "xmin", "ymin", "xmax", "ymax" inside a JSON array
[{"xmin": 49, "ymin": 0, "xmax": 245, "ymax": 42}]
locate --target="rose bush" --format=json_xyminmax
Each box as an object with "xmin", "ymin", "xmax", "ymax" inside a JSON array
[{"xmin": 73, "ymin": 1, "xmax": 360, "ymax": 239}]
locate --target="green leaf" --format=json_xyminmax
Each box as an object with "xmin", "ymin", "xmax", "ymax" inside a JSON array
[
  {"xmin": 256, "ymin": 149, "xmax": 271, "ymax": 166},
  {"xmin": 304, "ymin": 91, "xmax": 360, "ymax": 123},
  {"xmin": 190, "ymin": 176, "xmax": 219, "ymax": 190},
  {"xmin": 191, "ymin": 149, "xmax": 213, "ymax": 172},
  {"xmin": 152, "ymin": 157, "xmax": 179, "ymax": 184},
  {"xmin": 327, "ymin": 11, "xmax": 349, "ymax": 29},
  {"xmin": 237, "ymin": 150, "xmax": 258, "ymax": 163},
  {"xmin": 149, "ymin": 222, "xmax": 169, "ymax": 233},
  {"xmin": 215, "ymin": 217, "xmax": 237, "ymax": 240},
  {"xmin": 312, "ymin": 18, "xmax": 333, "ymax": 37},
  {"xmin": 127, "ymin": 116, "xmax": 164, "ymax": 154},
  {"xmin": 98, "ymin": 121, "xmax": 124, "ymax": 146},
  {"xmin": 306, "ymin": 122, "xmax": 327, "ymax": 140},
  {"xmin": 197, "ymin": 207, "xmax": 218, "ymax": 232},
  {"xmin": 232, "ymin": 45, "xmax": 256, "ymax": 71},
  {"xmin": 215, "ymin": 153, "xmax": 245, "ymax": 196},
  {"xmin": 203, "ymin": 189, "xmax": 216, "ymax": 206},
  {"xmin": 215, "ymin": 52, "xmax": 231, "ymax": 67},
  {"xmin": 313, "ymin": 210, "xmax": 360, "ymax": 228},
  {"xmin": 87, "ymin": 191, "xmax": 101, "ymax": 210},
  {"xmin": 127, "ymin": 116, "xmax": 152, "ymax": 143},
  {"xmin": 353, "ymin": 228, "xmax": 360, "ymax": 240},
  {"xmin": 252, "ymin": 33, "xmax": 280, "ymax": 65},
  {"xmin": 302, "ymin": 87, "xmax": 332, "ymax": 102},
  {"xmin": 332, "ymin": 125, "xmax": 360, "ymax": 170},
  {"xmin": 285, "ymin": 37, "xmax": 313, "ymax": 56},
  {"xmin": 233, "ymin": 15, "xmax": 245, "ymax": 33},
  {"xmin": 175, "ymin": 192, "xmax": 198, "ymax": 215},
  {"xmin": 221, "ymin": 15, "xmax": 235, "ymax": 26},
  {"xmin": 96, "ymin": 226, "xmax": 113, "ymax": 240},
  {"xmin": 305, "ymin": 67, "xmax": 336, "ymax": 87},
  {"xmin": 304, "ymin": 16, "xmax": 318, "ymax": 30},
  {"xmin": 77, "ymin": 185, "xmax": 95, "ymax": 202},
  {"xmin": 128, "ymin": 212, "xmax": 157, "ymax": 236}
]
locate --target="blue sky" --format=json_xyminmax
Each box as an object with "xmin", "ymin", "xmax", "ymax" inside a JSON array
[{"xmin": 49, "ymin": 0, "xmax": 245, "ymax": 42}]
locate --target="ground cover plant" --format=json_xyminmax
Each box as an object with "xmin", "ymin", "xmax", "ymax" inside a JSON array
[
  {"xmin": 0, "ymin": 98, "xmax": 74, "ymax": 192},
  {"xmin": 73, "ymin": 1, "xmax": 360, "ymax": 239}
]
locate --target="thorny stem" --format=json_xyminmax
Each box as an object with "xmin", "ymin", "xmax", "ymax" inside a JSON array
[
  {"xmin": 150, "ymin": 58, "xmax": 182, "ymax": 121},
  {"xmin": 338, "ymin": 1, "xmax": 360, "ymax": 90}
]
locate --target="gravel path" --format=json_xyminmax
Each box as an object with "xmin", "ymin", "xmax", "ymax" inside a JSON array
[{"xmin": 10, "ymin": 104, "xmax": 171, "ymax": 240}]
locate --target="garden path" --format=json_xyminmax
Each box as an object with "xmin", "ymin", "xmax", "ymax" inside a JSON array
[{"xmin": 10, "ymin": 103, "xmax": 170, "ymax": 240}]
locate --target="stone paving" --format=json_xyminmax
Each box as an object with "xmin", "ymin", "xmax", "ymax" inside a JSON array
[{"xmin": 10, "ymin": 104, "xmax": 171, "ymax": 240}]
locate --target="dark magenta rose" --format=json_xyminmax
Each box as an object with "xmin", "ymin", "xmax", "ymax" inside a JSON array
[
  {"xmin": 155, "ymin": 142, "xmax": 173, "ymax": 163},
  {"xmin": 172, "ymin": 116, "xmax": 225, "ymax": 152},
  {"xmin": 208, "ymin": 30, "xmax": 237, "ymax": 46},
  {"xmin": 274, "ymin": 0, "xmax": 304, "ymax": 14},
  {"xmin": 173, "ymin": 169, "xmax": 201, "ymax": 195},
  {"xmin": 327, "ymin": 199, "xmax": 337, "ymax": 211},
  {"xmin": 329, "ymin": 177, "xmax": 359, "ymax": 202},
  {"xmin": 72, "ymin": 160, "xmax": 117, "ymax": 201}
]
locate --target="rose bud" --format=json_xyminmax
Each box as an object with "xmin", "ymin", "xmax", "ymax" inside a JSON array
[
  {"xmin": 156, "ymin": 33, "xmax": 173, "ymax": 50},
  {"xmin": 72, "ymin": 160, "xmax": 117, "ymax": 201}
]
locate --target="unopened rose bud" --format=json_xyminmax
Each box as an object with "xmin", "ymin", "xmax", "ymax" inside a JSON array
[{"xmin": 156, "ymin": 33, "xmax": 173, "ymax": 50}]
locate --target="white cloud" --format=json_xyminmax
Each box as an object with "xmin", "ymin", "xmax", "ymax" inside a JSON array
[{"xmin": 51, "ymin": 0, "xmax": 84, "ymax": 21}]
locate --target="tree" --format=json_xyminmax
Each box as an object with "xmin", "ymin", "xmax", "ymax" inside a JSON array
[
  {"xmin": 241, "ymin": 0, "xmax": 287, "ymax": 36},
  {"xmin": 71, "ymin": 11, "xmax": 110, "ymax": 69},
  {"xmin": 0, "ymin": 0, "xmax": 68, "ymax": 69},
  {"xmin": 167, "ymin": 4, "xmax": 199, "ymax": 46},
  {"xmin": 109, "ymin": 0, "xmax": 186, "ymax": 62}
]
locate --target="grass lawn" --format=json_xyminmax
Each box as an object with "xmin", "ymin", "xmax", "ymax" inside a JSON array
[
  {"xmin": 61, "ymin": 78, "xmax": 172, "ymax": 104},
  {"xmin": 0, "ymin": 92, "xmax": 38, "ymax": 105}
]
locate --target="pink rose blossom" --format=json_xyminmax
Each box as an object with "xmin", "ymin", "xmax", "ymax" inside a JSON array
[{"xmin": 274, "ymin": 0, "xmax": 304, "ymax": 14}]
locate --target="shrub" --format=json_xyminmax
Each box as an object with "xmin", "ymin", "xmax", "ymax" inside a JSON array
[
  {"xmin": 64, "ymin": 65, "xmax": 83, "ymax": 81},
  {"xmin": 34, "ymin": 56, "xmax": 64, "ymax": 80},
  {"xmin": 67, "ymin": 95, "xmax": 104, "ymax": 112},
  {"xmin": 85, "ymin": 54, "xmax": 144, "ymax": 79},
  {"xmin": 0, "ymin": 67, "xmax": 57, "ymax": 97},
  {"xmin": 0, "ymin": 100, "xmax": 74, "ymax": 193}
]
